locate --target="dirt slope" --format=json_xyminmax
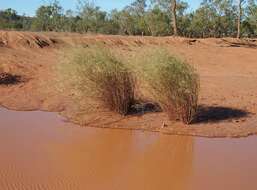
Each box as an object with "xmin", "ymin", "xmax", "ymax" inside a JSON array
[
  {"xmin": 0, "ymin": 31, "xmax": 56, "ymax": 49},
  {"xmin": 0, "ymin": 30, "xmax": 257, "ymax": 138}
]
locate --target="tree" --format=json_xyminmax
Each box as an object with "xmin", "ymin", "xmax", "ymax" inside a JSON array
[
  {"xmin": 151, "ymin": 0, "xmax": 188, "ymax": 36},
  {"xmin": 146, "ymin": 6, "xmax": 170, "ymax": 36},
  {"xmin": 237, "ymin": 0, "xmax": 244, "ymax": 38},
  {"xmin": 0, "ymin": 8, "xmax": 24, "ymax": 29},
  {"xmin": 0, "ymin": 0, "xmax": 256, "ymax": 38},
  {"xmin": 32, "ymin": 0, "xmax": 64, "ymax": 31},
  {"xmin": 127, "ymin": 0, "xmax": 150, "ymax": 35},
  {"xmin": 188, "ymin": 0, "xmax": 237, "ymax": 38},
  {"xmin": 189, "ymin": 4, "xmax": 217, "ymax": 38},
  {"xmin": 171, "ymin": 0, "xmax": 178, "ymax": 35},
  {"xmin": 176, "ymin": 1, "xmax": 190, "ymax": 36},
  {"xmin": 77, "ymin": 0, "xmax": 107, "ymax": 33},
  {"xmin": 116, "ymin": 9, "xmax": 137, "ymax": 35},
  {"xmin": 62, "ymin": 10, "xmax": 78, "ymax": 32},
  {"xmin": 243, "ymin": 0, "xmax": 257, "ymax": 37},
  {"xmin": 151, "ymin": 0, "xmax": 179, "ymax": 36}
]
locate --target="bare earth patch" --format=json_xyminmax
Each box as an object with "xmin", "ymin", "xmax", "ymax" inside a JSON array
[{"xmin": 0, "ymin": 31, "xmax": 257, "ymax": 138}]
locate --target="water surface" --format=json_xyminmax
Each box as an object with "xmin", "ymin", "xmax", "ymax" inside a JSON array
[{"xmin": 0, "ymin": 108, "xmax": 256, "ymax": 190}]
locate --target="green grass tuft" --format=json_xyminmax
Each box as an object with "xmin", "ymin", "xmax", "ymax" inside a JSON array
[
  {"xmin": 137, "ymin": 48, "xmax": 200, "ymax": 124},
  {"xmin": 60, "ymin": 46, "xmax": 135, "ymax": 115}
]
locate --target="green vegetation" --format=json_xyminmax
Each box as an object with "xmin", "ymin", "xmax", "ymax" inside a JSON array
[
  {"xmin": 0, "ymin": 0, "xmax": 256, "ymax": 38},
  {"xmin": 59, "ymin": 46, "xmax": 199, "ymax": 124},
  {"xmin": 62, "ymin": 46, "xmax": 135, "ymax": 115},
  {"xmin": 0, "ymin": 8, "xmax": 32, "ymax": 30},
  {"xmin": 138, "ymin": 48, "xmax": 199, "ymax": 124}
]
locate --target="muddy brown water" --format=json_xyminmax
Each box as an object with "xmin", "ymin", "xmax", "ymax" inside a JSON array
[{"xmin": 0, "ymin": 108, "xmax": 257, "ymax": 190}]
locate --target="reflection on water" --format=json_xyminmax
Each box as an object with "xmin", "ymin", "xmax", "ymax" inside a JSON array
[
  {"xmin": 0, "ymin": 108, "xmax": 257, "ymax": 190},
  {"xmin": 0, "ymin": 108, "xmax": 193, "ymax": 190},
  {"xmin": 51, "ymin": 132, "xmax": 193, "ymax": 190}
]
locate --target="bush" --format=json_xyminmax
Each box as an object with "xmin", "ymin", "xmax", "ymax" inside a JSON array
[
  {"xmin": 63, "ymin": 46, "xmax": 135, "ymax": 115},
  {"xmin": 139, "ymin": 48, "xmax": 200, "ymax": 124}
]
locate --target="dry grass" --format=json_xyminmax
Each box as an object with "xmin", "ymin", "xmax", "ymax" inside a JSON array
[
  {"xmin": 59, "ymin": 46, "xmax": 135, "ymax": 115},
  {"xmin": 59, "ymin": 45, "xmax": 199, "ymax": 123},
  {"xmin": 133, "ymin": 48, "xmax": 200, "ymax": 124}
]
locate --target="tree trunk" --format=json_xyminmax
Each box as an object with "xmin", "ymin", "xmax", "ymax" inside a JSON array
[
  {"xmin": 171, "ymin": 0, "xmax": 178, "ymax": 36},
  {"xmin": 237, "ymin": 0, "xmax": 242, "ymax": 39}
]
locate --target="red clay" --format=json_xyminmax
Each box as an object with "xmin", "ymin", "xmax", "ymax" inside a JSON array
[{"xmin": 0, "ymin": 31, "xmax": 257, "ymax": 137}]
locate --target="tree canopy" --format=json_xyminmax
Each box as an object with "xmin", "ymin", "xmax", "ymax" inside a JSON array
[{"xmin": 0, "ymin": 0, "xmax": 256, "ymax": 38}]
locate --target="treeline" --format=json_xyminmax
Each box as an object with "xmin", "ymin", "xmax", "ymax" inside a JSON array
[{"xmin": 0, "ymin": 0, "xmax": 256, "ymax": 38}]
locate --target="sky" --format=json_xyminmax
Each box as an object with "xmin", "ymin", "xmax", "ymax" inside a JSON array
[{"xmin": 0, "ymin": 0, "xmax": 201, "ymax": 16}]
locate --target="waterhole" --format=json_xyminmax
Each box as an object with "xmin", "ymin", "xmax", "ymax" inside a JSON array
[{"xmin": 0, "ymin": 108, "xmax": 256, "ymax": 190}]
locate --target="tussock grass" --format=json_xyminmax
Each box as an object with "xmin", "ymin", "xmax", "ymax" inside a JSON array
[
  {"xmin": 59, "ymin": 45, "xmax": 199, "ymax": 124},
  {"xmin": 61, "ymin": 46, "xmax": 135, "ymax": 115},
  {"xmin": 135, "ymin": 48, "xmax": 200, "ymax": 124}
]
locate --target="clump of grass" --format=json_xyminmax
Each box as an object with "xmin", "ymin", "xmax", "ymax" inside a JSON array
[
  {"xmin": 62, "ymin": 46, "xmax": 135, "ymax": 115},
  {"xmin": 138, "ymin": 48, "xmax": 200, "ymax": 124}
]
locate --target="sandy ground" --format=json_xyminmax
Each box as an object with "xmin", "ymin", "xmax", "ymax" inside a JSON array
[{"xmin": 1, "ymin": 30, "xmax": 257, "ymax": 137}]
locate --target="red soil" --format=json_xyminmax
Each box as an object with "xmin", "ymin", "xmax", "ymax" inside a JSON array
[{"xmin": 0, "ymin": 30, "xmax": 257, "ymax": 138}]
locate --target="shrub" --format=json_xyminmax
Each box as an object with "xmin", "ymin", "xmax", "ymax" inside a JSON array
[
  {"xmin": 139, "ymin": 48, "xmax": 200, "ymax": 124},
  {"xmin": 63, "ymin": 46, "xmax": 135, "ymax": 115}
]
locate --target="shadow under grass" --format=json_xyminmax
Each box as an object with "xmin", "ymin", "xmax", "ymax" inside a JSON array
[
  {"xmin": 128, "ymin": 102, "xmax": 251, "ymax": 125},
  {"xmin": 128, "ymin": 101, "xmax": 162, "ymax": 116},
  {"xmin": 193, "ymin": 105, "xmax": 251, "ymax": 124},
  {"xmin": 0, "ymin": 72, "xmax": 23, "ymax": 85}
]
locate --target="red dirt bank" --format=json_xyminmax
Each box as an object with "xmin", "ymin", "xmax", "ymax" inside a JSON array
[{"xmin": 0, "ymin": 31, "xmax": 257, "ymax": 138}]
